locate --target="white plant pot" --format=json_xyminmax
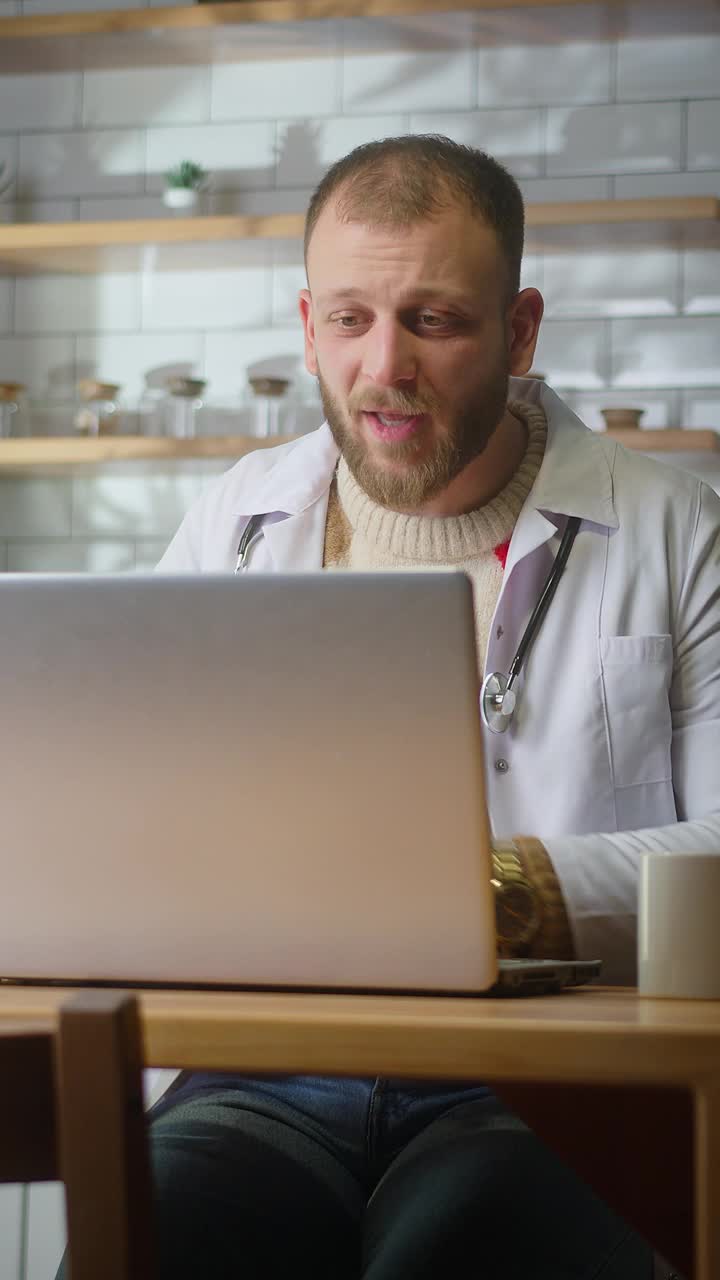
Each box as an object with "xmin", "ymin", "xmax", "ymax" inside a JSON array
[{"xmin": 162, "ymin": 187, "xmax": 200, "ymax": 212}]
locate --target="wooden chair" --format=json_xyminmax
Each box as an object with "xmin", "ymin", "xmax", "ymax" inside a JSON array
[{"xmin": 0, "ymin": 989, "xmax": 156, "ymax": 1280}]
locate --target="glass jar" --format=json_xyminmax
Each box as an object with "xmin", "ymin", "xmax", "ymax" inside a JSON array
[
  {"xmin": 75, "ymin": 379, "xmax": 122, "ymax": 436},
  {"xmin": 0, "ymin": 382, "xmax": 26, "ymax": 438},
  {"xmin": 247, "ymin": 376, "xmax": 290, "ymax": 438},
  {"xmin": 163, "ymin": 376, "xmax": 206, "ymax": 438}
]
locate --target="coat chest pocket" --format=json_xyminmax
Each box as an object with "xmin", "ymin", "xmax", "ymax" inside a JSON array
[{"xmin": 600, "ymin": 634, "xmax": 674, "ymax": 790}]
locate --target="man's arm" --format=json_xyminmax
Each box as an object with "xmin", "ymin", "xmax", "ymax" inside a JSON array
[{"xmin": 513, "ymin": 479, "xmax": 720, "ymax": 985}]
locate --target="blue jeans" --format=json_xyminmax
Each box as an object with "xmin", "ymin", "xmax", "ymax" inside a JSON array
[{"xmin": 141, "ymin": 1072, "xmax": 654, "ymax": 1279}]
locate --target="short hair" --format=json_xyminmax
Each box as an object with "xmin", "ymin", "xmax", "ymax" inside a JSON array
[{"xmin": 303, "ymin": 134, "xmax": 525, "ymax": 300}]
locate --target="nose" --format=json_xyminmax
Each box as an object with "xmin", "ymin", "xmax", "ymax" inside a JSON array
[{"xmin": 361, "ymin": 319, "xmax": 417, "ymax": 387}]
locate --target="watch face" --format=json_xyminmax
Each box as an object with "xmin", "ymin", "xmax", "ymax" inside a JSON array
[{"xmin": 495, "ymin": 883, "xmax": 540, "ymax": 945}]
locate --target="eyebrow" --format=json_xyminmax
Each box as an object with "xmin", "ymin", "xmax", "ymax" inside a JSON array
[{"xmin": 316, "ymin": 286, "xmax": 474, "ymax": 307}]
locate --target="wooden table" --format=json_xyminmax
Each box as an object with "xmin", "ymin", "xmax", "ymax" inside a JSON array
[{"xmin": 2, "ymin": 984, "xmax": 718, "ymax": 1279}]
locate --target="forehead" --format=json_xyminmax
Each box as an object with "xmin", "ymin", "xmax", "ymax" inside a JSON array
[{"xmin": 306, "ymin": 198, "xmax": 505, "ymax": 298}]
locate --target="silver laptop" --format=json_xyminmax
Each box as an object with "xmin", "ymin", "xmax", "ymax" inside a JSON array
[{"xmin": 0, "ymin": 573, "xmax": 599, "ymax": 997}]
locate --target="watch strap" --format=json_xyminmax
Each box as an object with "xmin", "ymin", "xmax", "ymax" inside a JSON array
[
  {"xmin": 511, "ymin": 835, "xmax": 575, "ymax": 960},
  {"xmin": 491, "ymin": 840, "xmax": 542, "ymax": 956}
]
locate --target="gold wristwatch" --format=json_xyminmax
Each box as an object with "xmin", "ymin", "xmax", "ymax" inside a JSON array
[{"xmin": 490, "ymin": 840, "xmax": 543, "ymax": 956}]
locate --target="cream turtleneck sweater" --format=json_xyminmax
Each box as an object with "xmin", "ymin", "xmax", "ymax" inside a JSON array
[
  {"xmin": 324, "ymin": 399, "xmax": 547, "ymax": 671},
  {"xmin": 321, "ymin": 397, "xmax": 575, "ymax": 961}
]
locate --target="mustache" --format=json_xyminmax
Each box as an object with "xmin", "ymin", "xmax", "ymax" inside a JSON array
[{"xmin": 347, "ymin": 389, "xmax": 440, "ymax": 416}]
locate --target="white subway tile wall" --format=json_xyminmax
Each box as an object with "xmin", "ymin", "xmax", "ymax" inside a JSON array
[
  {"xmin": 2, "ymin": 11, "xmax": 719, "ymax": 1271},
  {"xmin": 6, "ymin": 536, "xmax": 137, "ymax": 571},
  {"xmin": 0, "ymin": 2, "xmax": 717, "ymax": 589},
  {"xmin": 688, "ymin": 100, "xmax": 720, "ymax": 170},
  {"xmin": 15, "ymin": 272, "xmax": 142, "ymax": 334},
  {"xmin": 140, "ymin": 247, "xmax": 271, "ymax": 332},
  {"xmin": 0, "ymin": 335, "xmax": 75, "ymax": 398},
  {"xmin": 683, "ymin": 250, "xmax": 720, "ymax": 315},
  {"xmin": 210, "ymin": 22, "xmax": 341, "ymax": 123},
  {"xmin": 21, "ymin": 0, "xmax": 143, "ymax": 13},
  {"xmin": 541, "ymin": 250, "xmax": 679, "ymax": 318},
  {"xmin": 341, "ymin": 15, "xmax": 477, "ymax": 114},
  {"xmin": 0, "ymin": 277, "xmax": 12, "ymax": 332},
  {"xmin": 476, "ymin": 41, "xmax": 612, "ymax": 108},
  {"xmin": 83, "ymin": 66, "xmax": 212, "ymax": 129},
  {"xmin": 4, "ymin": 199, "xmax": 77, "ymax": 223},
  {"xmin": 25, "ymin": 1183, "xmax": 65, "ymax": 1280},
  {"xmin": 0, "ymin": 72, "xmax": 79, "ymax": 132},
  {"xmin": 71, "ymin": 469, "xmax": 211, "ymax": 537},
  {"xmin": 617, "ymin": 36, "xmax": 720, "ymax": 101},
  {"xmin": 520, "ymin": 175, "xmax": 611, "ymax": 202},
  {"xmin": 611, "ymin": 317, "xmax": 720, "ymax": 387},
  {"xmin": 0, "ymin": 476, "xmax": 73, "ymax": 537},
  {"xmin": 144, "ymin": 122, "xmax": 275, "ymax": 191},
  {"xmin": 18, "ymin": 129, "xmax": 146, "ymax": 199},
  {"xmin": 683, "ymin": 392, "xmax": 720, "ymax": 427},
  {"xmin": 545, "ymin": 102, "xmax": 684, "ymax": 175},
  {"xmin": 0, "ymin": 1186, "xmax": 22, "ymax": 1280},
  {"xmin": 615, "ymin": 170, "xmax": 720, "ymax": 198},
  {"xmin": 407, "ymin": 109, "xmax": 543, "ymax": 176},
  {"xmin": 74, "ymin": 330, "xmax": 204, "ymax": 402},
  {"xmin": 533, "ymin": 318, "xmax": 609, "ymax": 389},
  {"xmin": 276, "ymin": 114, "xmax": 405, "ymax": 187}
]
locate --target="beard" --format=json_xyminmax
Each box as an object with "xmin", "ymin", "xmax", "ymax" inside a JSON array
[{"xmin": 318, "ymin": 360, "xmax": 510, "ymax": 510}]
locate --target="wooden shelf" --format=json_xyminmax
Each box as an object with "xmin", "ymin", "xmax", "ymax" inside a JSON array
[
  {"xmin": 604, "ymin": 429, "xmax": 719, "ymax": 453},
  {"xmin": 0, "ymin": 214, "xmax": 305, "ymax": 274},
  {"xmin": 0, "ymin": 433, "xmax": 291, "ymax": 470},
  {"xmin": 0, "ymin": 0, "xmax": 713, "ymax": 41},
  {"xmin": 0, "ymin": 428, "xmax": 716, "ymax": 472},
  {"xmin": 1, "ymin": 199, "xmax": 718, "ymax": 275},
  {"xmin": 0, "ymin": 0, "xmax": 715, "ymax": 71},
  {"xmin": 0, "ymin": 0, "xmax": 601, "ymax": 41}
]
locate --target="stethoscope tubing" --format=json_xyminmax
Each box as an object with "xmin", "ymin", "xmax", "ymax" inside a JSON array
[
  {"xmin": 506, "ymin": 514, "xmax": 581, "ymax": 686},
  {"xmin": 235, "ymin": 510, "xmax": 582, "ymax": 734},
  {"xmin": 482, "ymin": 514, "xmax": 581, "ymax": 732},
  {"xmin": 234, "ymin": 514, "xmax": 265, "ymax": 574}
]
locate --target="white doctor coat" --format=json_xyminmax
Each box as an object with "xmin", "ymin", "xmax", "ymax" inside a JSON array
[{"xmin": 159, "ymin": 378, "xmax": 720, "ymax": 984}]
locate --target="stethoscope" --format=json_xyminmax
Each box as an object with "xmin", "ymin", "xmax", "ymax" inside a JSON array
[
  {"xmin": 234, "ymin": 514, "xmax": 266, "ymax": 574},
  {"xmin": 481, "ymin": 515, "xmax": 581, "ymax": 734},
  {"xmin": 234, "ymin": 511, "xmax": 581, "ymax": 735}
]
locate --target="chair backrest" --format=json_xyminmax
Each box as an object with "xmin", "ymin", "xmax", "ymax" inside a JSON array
[{"xmin": 0, "ymin": 990, "xmax": 156, "ymax": 1280}]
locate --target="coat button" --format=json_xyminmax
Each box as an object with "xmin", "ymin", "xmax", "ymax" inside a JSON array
[{"xmin": 494, "ymin": 758, "xmax": 510, "ymax": 773}]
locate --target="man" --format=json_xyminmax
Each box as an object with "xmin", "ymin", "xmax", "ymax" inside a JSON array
[{"xmin": 148, "ymin": 136, "xmax": 718, "ymax": 1278}]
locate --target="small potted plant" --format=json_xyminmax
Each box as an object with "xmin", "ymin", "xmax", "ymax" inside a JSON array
[{"xmin": 162, "ymin": 160, "xmax": 208, "ymax": 212}]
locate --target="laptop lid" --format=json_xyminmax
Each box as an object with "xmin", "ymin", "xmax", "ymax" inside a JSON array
[{"xmin": 0, "ymin": 572, "xmax": 499, "ymax": 994}]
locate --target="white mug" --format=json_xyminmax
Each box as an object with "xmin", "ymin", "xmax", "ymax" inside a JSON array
[{"xmin": 638, "ymin": 853, "xmax": 720, "ymax": 998}]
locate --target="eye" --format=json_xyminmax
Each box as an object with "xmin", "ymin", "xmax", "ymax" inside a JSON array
[{"xmin": 331, "ymin": 313, "xmax": 362, "ymax": 330}]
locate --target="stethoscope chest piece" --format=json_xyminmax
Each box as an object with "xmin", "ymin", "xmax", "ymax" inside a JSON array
[
  {"xmin": 480, "ymin": 513, "xmax": 582, "ymax": 736},
  {"xmin": 481, "ymin": 671, "xmax": 517, "ymax": 735}
]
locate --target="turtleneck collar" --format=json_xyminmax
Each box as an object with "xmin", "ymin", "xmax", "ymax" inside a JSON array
[{"xmin": 336, "ymin": 399, "xmax": 548, "ymax": 563}]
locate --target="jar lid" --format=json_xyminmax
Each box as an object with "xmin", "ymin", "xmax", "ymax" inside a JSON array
[
  {"xmin": 166, "ymin": 376, "xmax": 206, "ymax": 398},
  {"xmin": 78, "ymin": 378, "xmax": 121, "ymax": 401},
  {"xmin": 0, "ymin": 382, "xmax": 25, "ymax": 402},
  {"xmin": 248, "ymin": 376, "xmax": 289, "ymax": 398}
]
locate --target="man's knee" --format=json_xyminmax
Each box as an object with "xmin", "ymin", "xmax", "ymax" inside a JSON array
[{"xmin": 149, "ymin": 1093, "xmax": 362, "ymax": 1279}]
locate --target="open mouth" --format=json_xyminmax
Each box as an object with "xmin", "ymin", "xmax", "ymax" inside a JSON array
[{"xmin": 363, "ymin": 411, "xmax": 425, "ymax": 442}]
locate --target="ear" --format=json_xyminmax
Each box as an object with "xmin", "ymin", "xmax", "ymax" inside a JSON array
[
  {"xmin": 299, "ymin": 289, "xmax": 318, "ymax": 377},
  {"xmin": 506, "ymin": 288, "xmax": 544, "ymax": 376}
]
